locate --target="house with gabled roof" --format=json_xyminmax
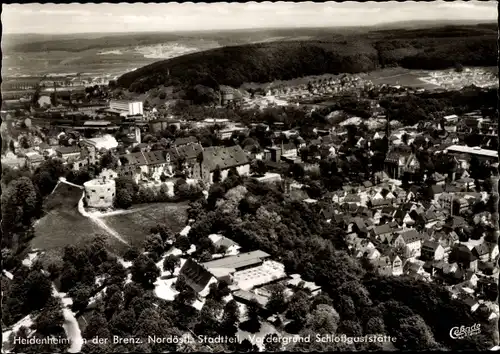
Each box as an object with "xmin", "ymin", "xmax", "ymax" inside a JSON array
[
  {"xmin": 432, "ymin": 172, "xmax": 447, "ymax": 185},
  {"xmin": 178, "ymin": 258, "xmax": 218, "ymax": 297},
  {"xmin": 55, "ymin": 145, "xmax": 81, "ymax": 162},
  {"xmin": 117, "ymin": 149, "xmax": 173, "ymax": 181},
  {"xmin": 372, "ymin": 223, "xmax": 393, "ymax": 240},
  {"xmin": 449, "ymin": 244, "xmax": 479, "ymax": 272},
  {"xmin": 463, "ymin": 297, "xmax": 480, "ymax": 313},
  {"xmin": 472, "ymin": 242, "xmax": 492, "ymax": 262},
  {"xmin": 173, "ymin": 136, "xmax": 198, "ymax": 147},
  {"xmin": 344, "ymin": 193, "xmax": 362, "ymax": 205},
  {"xmin": 403, "ymin": 153, "xmax": 420, "ymax": 175},
  {"xmin": 193, "ymin": 145, "xmax": 250, "ymax": 184},
  {"xmin": 402, "ymin": 259, "xmax": 424, "ymax": 275},
  {"xmin": 421, "ymin": 240, "xmax": 445, "ymax": 261},
  {"xmin": 370, "ymin": 252, "xmax": 403, "ymax": 276},
  {"xmin": 394, "ymin": 229, "xmax": 423, "ymax": 258},
  {"xmin": 349, "ymin": 217, "xmax": 369, "ymax": 237}
]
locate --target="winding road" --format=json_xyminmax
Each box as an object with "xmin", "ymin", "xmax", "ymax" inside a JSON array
[{"xmin": 52, "ymin": 285, "xmax": 84, "ymax": 353}]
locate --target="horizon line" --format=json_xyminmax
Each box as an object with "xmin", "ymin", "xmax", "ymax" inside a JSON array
[{"xmin": 3, "ymin": 19, "xmax": 495, "ymax": 36}]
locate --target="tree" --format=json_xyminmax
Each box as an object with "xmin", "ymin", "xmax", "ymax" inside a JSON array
[
  {"xmin": 33, "ymin": 300, "xmax": 65, "ymax": 336},
  {"xmin": 105, "ymin": 291, "xmax": 123, "ymax": 320},
  {"xmin": 454, "ymin": 63, "xmax": 464, "ymax": 73},
  {"xmin": 123, "ymin": 248, "xmax": 140, "ymax": 261},
  {"xmin": 264, "ymin": 333, "xmax": 283, "ymax": 352},
  {"xmin": 289, "ymin": 163, "xmax": 305, "ymax": 180},
  {"xmin": 22, "ymin": 270, "xmax": 53, "ymax": 313},
  {"xmin": 174, "ymin": 178, "xmax": 188, "ymax": 196},
  {"xmin": 198, "ymin": 250, "xmax": 212, "ymax": 262},
  {"xmin": 221, "ymin": 299, "xmax": 240, "ymax": 336},
  {"xmin": 163, "ymin": 255, "xmax": 181, "ymax": 275},
  {"xmin": 241, "ymin": 298, "xmax": 261, "ymax": 333},
  {"xmin": 286, "ymin": 290, "xmax": 309, "ymax": 328},
  {"xmin": 213, "ymin": 165, "xmax": 222, "ymax": 183},
  {"xmin": 207, "ymin": 280, "xmax": 230, "ymax": 302},
  {"xmin": 175, "ymin": 286, "xmax": 197, "ymax": 306},
  {"xmin": 131, "ymin": 254, "xmax": 160, "ymax": 288},
  {"xmin": 175, "ymin": 236, "xmax": 191, "ymax": 253},
  {"xmin": 338, "ymin": 319, "xmax": 363, "ymax": 337},
  {"xmin": 109, "ymin": 309, "xmax": 135, "ymax": 336},
  {"xmin": 83, "ymin": 310, "xmax": 110, "ymax": 339},
  {"xmin": 306, "ymin": 304, "xmax": 340, "ymax": 334},
  {"xmin": 115, "ymin": 188, "xmax": 133, "ymax": 209},
  {"xmin": 9, "ymin": 139, "xmax": 15, "ymax": 153},
  {"xmin": 251, "ymin": 159, "xmax": 267, "ymax": 176},
  {"xmin": 72, "ymin": 285, "xmax": 91, "ymax": 312},
  {"xmin": 60, "ymin": 265, "xmax": 79, "ymax": 293},
  {"xmin": 1, "ymin": 177, "xmax": 38, "ymax": 244},
  {"xmin": 143, "ymin": 234, "xmax": 164, "ymax": 256},
  {"xmin": 365, "ymin": 316, "xmax": 385, "ymax": 334},
  {"xmin": 395, "ymin": 315, "xmax": 440, "ymax": 350},
  {"xmin": 153, "ymin": 224, "xmax": 174, "ymax": 243},
  {"xmin": 266, "ymin": 283, "xmax": 287, "ymax": 315}
]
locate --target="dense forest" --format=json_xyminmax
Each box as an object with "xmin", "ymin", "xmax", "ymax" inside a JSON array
[{"xmin": 117, "ymin": 24, "xmax": 497, "ymax": 93}]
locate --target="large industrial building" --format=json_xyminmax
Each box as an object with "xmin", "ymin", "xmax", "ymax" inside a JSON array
[{"xmin": 109, "ymin": 99, "xmax": 144, "ymax": 116}]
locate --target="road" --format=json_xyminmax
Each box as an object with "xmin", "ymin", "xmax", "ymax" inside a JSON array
[{"xmin": 52, "ymin": 285, "xmax": 83, "ymax": 353}]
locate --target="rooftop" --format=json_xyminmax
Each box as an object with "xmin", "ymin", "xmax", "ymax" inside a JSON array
[
  {"xmin": 201, "ymin": 250, "xmax": 270, "ymax": 271},
  {"xmin": 81, "ymin": 135, "xmax": 118, "ymax": 150},
  {"xmin": 446, "ymin": 145, "xmax": 498, "ymax": 158},
  {"xmin": 202, "ymin": 145, "xmax": 250, "ymax": 172}
]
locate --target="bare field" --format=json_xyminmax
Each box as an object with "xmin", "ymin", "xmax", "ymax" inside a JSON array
[
  {"xmin": 364, "ymin": 68, "xmax": 439, "ymax": 88},
  {"xmin": 102, "ymin": 202, "xmax": 189, "ymax": 249}
]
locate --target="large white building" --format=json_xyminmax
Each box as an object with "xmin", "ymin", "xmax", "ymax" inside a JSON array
[
  {"xmin": 446, "ymin": 145, "xmax": 498, "ymax": 161},
  {"xmin": 109, "ymin": 99, "xmax": 143, "ymax": 116},
  {"xmin": 84, "ymin": 176, "xmax": 116, "ymax": 208}
]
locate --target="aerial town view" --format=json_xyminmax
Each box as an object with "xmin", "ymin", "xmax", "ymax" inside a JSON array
[{"xmin": 1, "ymin": 2, "xmax": 499, "ymax": 353}]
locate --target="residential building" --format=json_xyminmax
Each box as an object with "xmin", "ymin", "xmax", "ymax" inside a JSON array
[
  {"xmin": 117, "ymin": 150, "xmax": 172, "ymax": 182},
  {"xmin": 55, "ymin": 145, "xmax": 81, "ymax": 162},
  {"xmin": 193, "ymin": 145, "xmax": 250, "ymax": 184},
  {"xmin": 421, "ymin": 240, "xmax": 445, "ymax": 261},
  {"xmin": 80, "ymin": 134, "xmax": 118, "ymax": 164},
  {"xmin": 178, "ymin": 258, "xmax": 218, "ymax": 297},
  {"xmin": 371, "ymin": 253, "xmax": 403, "ymax": 276},
  {"xmin": 372, "ymin": 224, "xmax": 393, "ymax": 240},
  {"xmin": 173, "ymin": 136, "xmax": 198, "ymax": 147},
  {"xmin": 394, "ymin": 229, "xmax": 423, "ymax": 258},
  {"xmin": 472, "ymin": 243, "xmax": 492, "ymax": 262},
  {"xmin": 449, "ymin": 244, "xmax": 479, "ymax": 272},
  {"xmin": 208, "ymin": 234, "xmax": 241, "ymax": 256},
  {"xmin": 25, "ymin": 152, "xmax": 45, "ymax": 169},
  {"xmin": 286, "ymin": 274, "xmax": 322, "ymax": 296}
]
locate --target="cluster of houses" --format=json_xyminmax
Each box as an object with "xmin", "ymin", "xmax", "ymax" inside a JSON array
[
  {"xmin": 322, "ymin": 171, "xmax": 498, "ymax": 319},
  {"xmin": 174, "ymin": 238, "xmax": 321, "ymax": 312},
  {"xmin": 266, "ymin": 75, "xmax": 373, "ymax": 100}
]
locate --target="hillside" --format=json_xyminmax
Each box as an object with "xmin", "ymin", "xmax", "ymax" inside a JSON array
[{"xmin": 117, "ymin": 24, "xmax": 497, "ymax": 93}]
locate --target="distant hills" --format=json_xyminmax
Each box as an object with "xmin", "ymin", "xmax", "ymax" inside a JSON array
[{"xmin": 117, "ymin": 24, "xmax": 497, "ymax": 93}]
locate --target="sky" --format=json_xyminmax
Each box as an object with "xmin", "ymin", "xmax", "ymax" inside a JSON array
[{"xmin": 2, "ymin": 1, "xmax": 497, "ymax": 34}]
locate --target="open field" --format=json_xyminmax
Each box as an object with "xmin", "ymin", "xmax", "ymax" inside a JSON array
[
  {"xmin": 364, "ymin": 67, "xmax": 439, "ymax": 89},
  {"xmin": 102, "ymin": 202, "xmax": 189, "ymax": 249},
  {"xmin": 32, "ymin": 183, "xmax": 189, "ymax": 255},
  {"xmin": 32, "ymin": 182, "xmax": 102, "ymax": 251}
]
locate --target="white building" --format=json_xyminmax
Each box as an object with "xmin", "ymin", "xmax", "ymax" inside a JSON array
[
  {"xmin": 84, "ymin": 177, "xmax": 116, "ymax": 208},
  {"xmin": 446, "ymin": 145, "xmax": 498, "ymax": 161},
  {"xmin": 109, "ymin": 99, "xmax": 143, "ymax": 116}
]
